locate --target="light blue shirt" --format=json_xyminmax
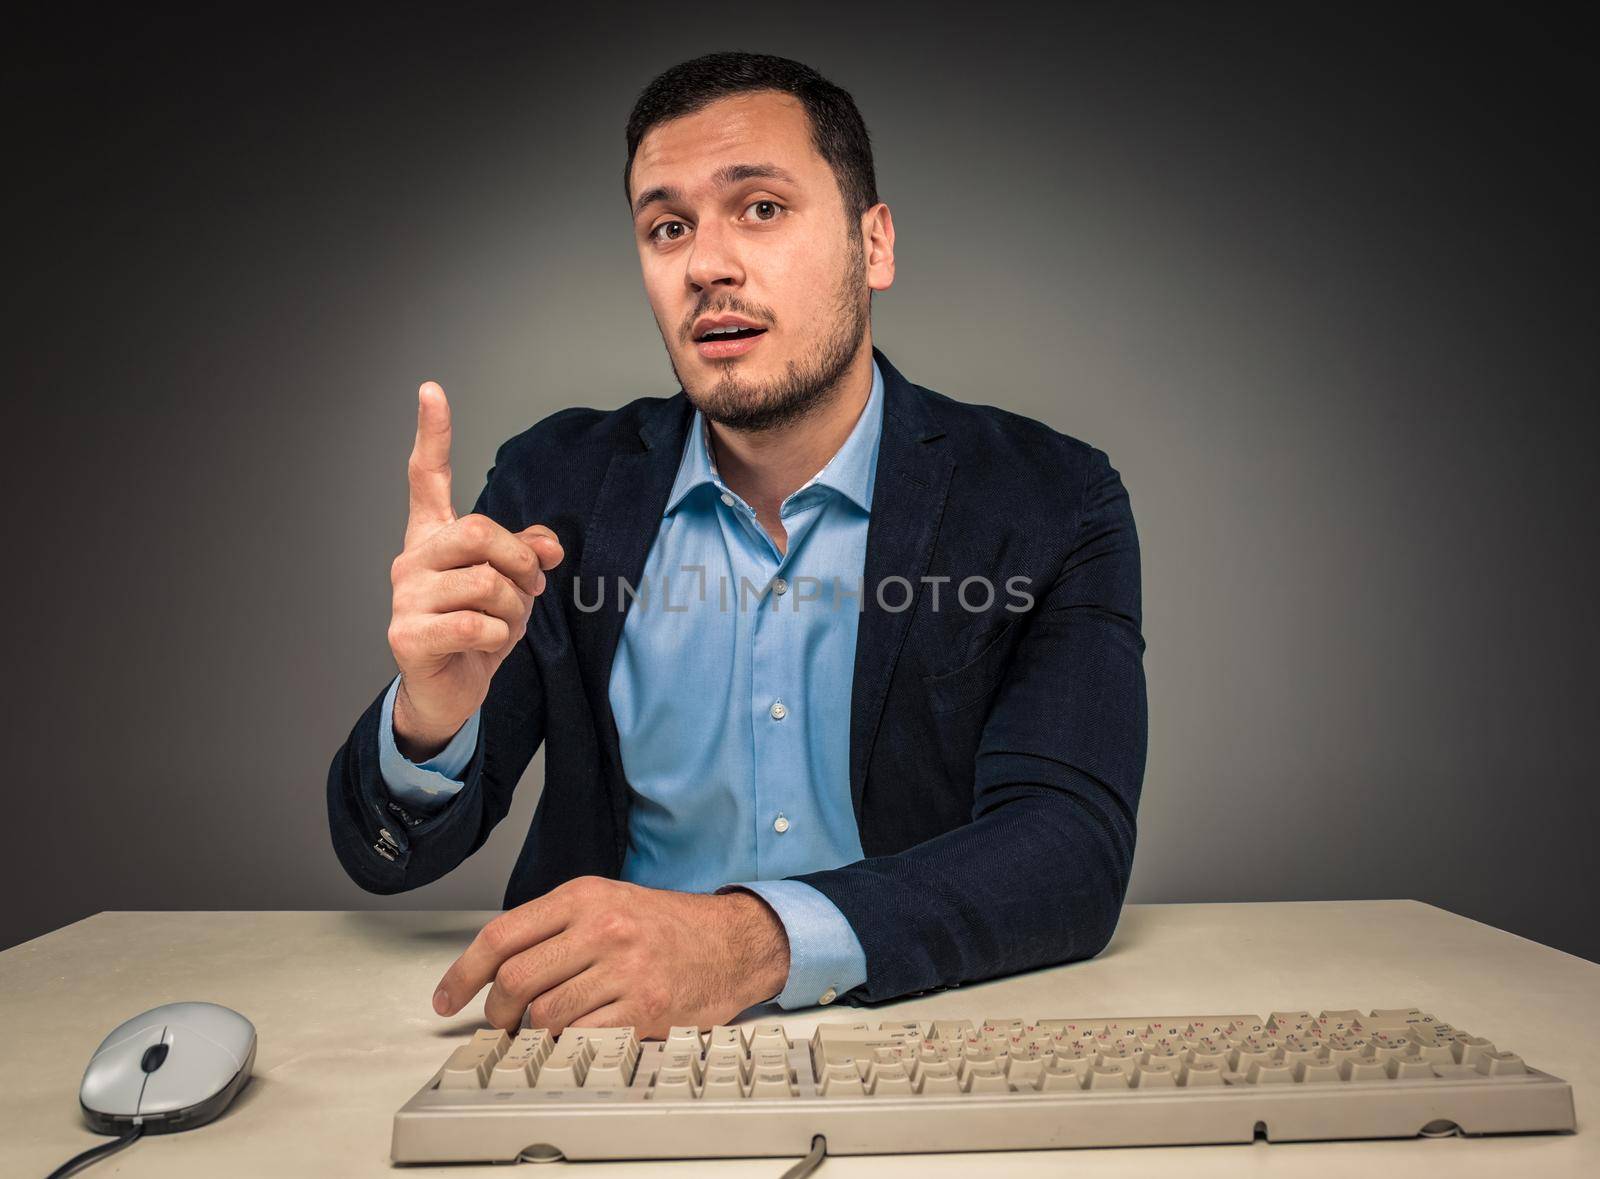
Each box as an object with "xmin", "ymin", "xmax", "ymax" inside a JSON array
[{"xmin": 378, "ymin": 360, "xmax": 884, "ymax": 1010}]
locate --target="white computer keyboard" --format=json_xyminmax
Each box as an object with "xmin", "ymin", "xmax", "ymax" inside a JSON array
[{"xmin": 391, "ymin": 1007, "xmax": 1575, "ymax": 1164}]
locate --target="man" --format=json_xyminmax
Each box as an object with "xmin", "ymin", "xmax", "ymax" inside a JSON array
[{"xmin": 327, "ymin": 51, "xmax": 1147, "ymax": 1038}]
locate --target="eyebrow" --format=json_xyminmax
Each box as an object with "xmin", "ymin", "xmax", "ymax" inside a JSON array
[{"xmin": 632, "ymin": 162, "xmax": 801, "ymax": 219}]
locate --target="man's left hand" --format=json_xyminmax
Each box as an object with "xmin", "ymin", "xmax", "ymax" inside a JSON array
[{"xmin": 430, "ymin": 876, "xmax": 790, "ymax": 1037}]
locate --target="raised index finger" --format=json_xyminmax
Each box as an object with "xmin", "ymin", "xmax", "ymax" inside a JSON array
[
  {"xmin": 434, "ymin": 896, "xmax": 571, "ymax": 1016},
  {"xmin": 406, "ymin": 381, "xmax": 454, "ymax": 548}
]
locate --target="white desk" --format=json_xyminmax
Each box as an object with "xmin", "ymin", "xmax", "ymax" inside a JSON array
[{"xmin": 1, "ymin": 901, "xmax": 1591, "ymax": 1176}]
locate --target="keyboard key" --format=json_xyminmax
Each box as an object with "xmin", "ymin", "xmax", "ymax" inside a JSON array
[
  {"xmin": 1478, "ymin": 1051, "xmax": 1526, "ymax": 1076},
  {"xmin": 1327, "ymin": 1043, "xmax": 1372, "ymax": 1067},
  {"xmin": 537, "ymin": 1055, "xmax": 588, "ymax": 1089},
  {"xmin": 1096, "ymin": 1048, "xmax": 1140, "ymax": 1077},
  {"xmin": 880, "ymin": 1021, "xmax": 926, "ymax": 1038},
  {"xmin": 749, "ymin": 1023, "xmax": 790, "ymax": 1052},
  {"xmin": 1181, "ymin": 1062, "xmax": 1225, "ymax": 1086},
  {"xmin": 701, "ymin": 1070, "xmax": 745, "ymax": 1099},
  {"xmin": 488, "ymin": 1028, "xmax": 549, "ymax": 1088},
  {"xmin": 1087, "ymin": 1066, "xmax": 1132, "ymax": 1090},
  {"xmin": 659, "ymin": 1050, "xmax": 702, "ymax": 1084},
  {"xmin": 1386, "ymin": 1056, "xmax": 1433, "ymax": 1080},
  {"xmin": 581, "ymin": 1029, "xmax": 639, "ymax": 1074},
  {"xmin": 1006, "ymin": 1057, "xmax": 1046, "ymax": 1087},
  {"xmin": 585, "ymin": 1052, "xmax": 634, "ymax": 1088},
  {"xmin": 750, "ymin": 1068, "xmax": 797, "ymax": 1098},
  {"xmin": 1341, "ymin": 1059, "xmax": 1388, "ymax": 1082},
  {"xmin": 1051, "ymin": 1049, "xmax": 1094, "ymax": 1078},
  {"xmin": 650, "ymin": 1066, "xmax": 697, "ymax": 1100},
  {"xmin": 867, "ymin": 1062, "xmax": 914, "ymax": 1095},
  {"xmin": 708, "ymin": 1026, "xmax": 745, "ymax": 1054},
  {"xmin": 1135, "ymin": 1062, "xmax": 1179, "ymax": 1088},
  {"xmin": 1267, "ymin": 1011, "xmax": 1313, "ymax": 1035},
  {"xmin": 1033, "ymin": 1064, "xmax": 1083, "ymax": 1092},
  {"xmin": 1232, "ymin": 1046, "xmax": 1283, "ymax": 1073},
  {"xmin": 704, "ymin": 1046, "xmax": 749, "ymax": 1082},
  {"xmin": 1454, "ymin": 1036, "xmax": 1497, "ymax": 1068},
  {"xmin": 665, "ymin": 1026, "xmax": 703, "ymax": 1054},
  {"xmin": 439, "ymin": 1029, "xmax": 511, "ymax": 1089},
  {"xmin": 915, "ymin": 1062, "xmax": 961, "ymax": 1094},
  {"xmin": 963, "ymin": 1061, "xmax": 1010, "ymax": 1093},
  {"xmin": 1365, "ymin": 1008, "xmax": 1425, "ymax": 1030},
  {"xmin": 751, "ymin": 1048, "xmax": 790, "ymax": 1074},
  {"xmin": 821, "ymin": 1063, "xmax": 866, "ymax": 1097},
  {"xmin": 1295, "ymin": 1059, "xmax": 1343, "ymax": 1083},
  {"xmin": 1246, "ymin": 1060, "xmax": 1296, "ymax": 1084}
]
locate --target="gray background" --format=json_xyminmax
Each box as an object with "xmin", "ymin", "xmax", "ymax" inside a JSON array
[{"xmin": 5, "ymin": 2, "xmax": 1596, "ymax": 964}]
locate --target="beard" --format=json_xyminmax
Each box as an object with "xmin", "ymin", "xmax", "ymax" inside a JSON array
[{"xmin": 668, "ymin": 241, "xmax": 869, "ymax": 433}]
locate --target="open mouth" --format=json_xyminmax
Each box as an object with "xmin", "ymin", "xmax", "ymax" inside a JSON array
[
  {"xmin": 693, "ymin": 326, "xmax": 767, "ymax": 343},
  {"xmin": 694, "ymin": 326, "xmax": 768, "ymax": 359}
]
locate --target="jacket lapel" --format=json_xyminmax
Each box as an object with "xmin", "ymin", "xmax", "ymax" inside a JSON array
[
  {"xmin": 574, "ymin": 393, "xmax": 692, "ymax": 864},
  {"xmin": 849, "ymin": 346, "xmax": 954, "ymax": 821}
]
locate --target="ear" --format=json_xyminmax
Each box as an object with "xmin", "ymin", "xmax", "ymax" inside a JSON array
[{"xmin": 862, "ymin": 203, "xmax": 896, "ymax": 293}]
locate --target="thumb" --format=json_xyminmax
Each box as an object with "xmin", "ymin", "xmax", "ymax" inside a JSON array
[{"xmin": 519, "ymin": 524, "xmax": 565, "ymax": 570}]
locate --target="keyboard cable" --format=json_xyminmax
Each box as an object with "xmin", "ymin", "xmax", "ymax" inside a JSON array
[
  {"xmin": 780, "ymin": 1134, "xmax": 828, "ymax": 1179},
  {"xmin": 44, "ymin": 1124, "xmax": 144, "ymax": 1179}
]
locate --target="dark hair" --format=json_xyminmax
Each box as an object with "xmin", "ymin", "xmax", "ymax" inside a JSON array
[{"xmin": 624, "ymin": 52, "xmax": 878, "ymax": 228}]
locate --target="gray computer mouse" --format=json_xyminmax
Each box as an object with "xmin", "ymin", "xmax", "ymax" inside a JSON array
[{"xmin": 79, "ymin": 1001, "xmax": 256, "ymax": 1134}]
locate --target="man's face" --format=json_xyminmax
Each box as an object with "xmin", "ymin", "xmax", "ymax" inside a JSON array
[{"xmin": 629, "ymin": 90, "xmax": 870, "ymax": 430}]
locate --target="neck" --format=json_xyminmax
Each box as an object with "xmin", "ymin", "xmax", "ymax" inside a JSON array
[{"xmin": 705, "ymin": 343, "xmax": 875, "ymax": 524}]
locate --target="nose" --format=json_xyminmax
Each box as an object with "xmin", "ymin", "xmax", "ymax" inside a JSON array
[{"xmin": 684, "ymin": 218, "xmax": 743, "ymax": 294}]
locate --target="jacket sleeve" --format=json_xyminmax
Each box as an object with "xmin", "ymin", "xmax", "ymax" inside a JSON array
[
  {"xmin": 792, "ymin": 445, "xmax": 1147, "ymax": 1003},
  {"xmin": 325, "ymin": 450, "xmax": 548, "ymax": 894}
]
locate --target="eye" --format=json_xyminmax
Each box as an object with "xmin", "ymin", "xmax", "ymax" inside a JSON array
[
  {"xmin": 744, "ymin": 199, "xmax": 784, "ymax": 222},
  {"xmin": 648, "ymin": 219, "xmax": 690, "ymax": 244}
]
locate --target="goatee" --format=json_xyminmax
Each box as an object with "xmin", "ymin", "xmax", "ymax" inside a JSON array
[{"xmin": 672, "ymin": 255, "xmax": 869, "ymax": 433}]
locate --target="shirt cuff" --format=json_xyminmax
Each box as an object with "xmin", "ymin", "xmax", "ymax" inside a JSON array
[
  {"xmin": 377, "ymin": 674, "xmax": 480, "ymax": 814},
  {"xmin": 718, "ymin": 879, "xmax": 868, "ymax": 1010}
]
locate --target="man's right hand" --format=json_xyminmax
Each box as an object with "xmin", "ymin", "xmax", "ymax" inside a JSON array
[{"xmin": 387, "ymin": 381, "xmax": 563, "ymax": 762}]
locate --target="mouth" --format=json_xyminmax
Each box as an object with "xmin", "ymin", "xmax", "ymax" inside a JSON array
[{"xmin": 693, "ymin": 325, "xmax": 768, "ymax": 360}]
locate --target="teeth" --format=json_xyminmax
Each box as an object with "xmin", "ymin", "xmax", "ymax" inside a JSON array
[{"xmin": 703, "ymin": 325, "xmax": 750, "ymax": 337}]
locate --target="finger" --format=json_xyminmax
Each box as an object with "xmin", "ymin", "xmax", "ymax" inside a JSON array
[
  {"xmin": 434, "ymin": 896, "xmax": 572, "ymax": 1017},
  {"xmin": 416, "ymin": 515, "xmax": 543, "ymax": 596},
  {"xmin": 570, "ymin": 1001, "xmax": 671, "ymax": 1042},
  {"xmin": 567, "ymin": 1002, "xmax": 635, "ymax": 1032},
  {"xmin": 514, "ymin": 527, "xmax": 548, "ymax": 595},
  {"xmin": 406, "ymin": 382, "xmax": 455, "ymax": 548},
  {"xmin": 418, "ymin": 564, "xmax": 530, "ymax": 630},
  {"xmin": 495, "ymin": 958, "xmax": 613, "ymax": 1034},
  {"xmin": 519, "ymin": 525, "xmax": 565, "ymax": 571},
  {"xmin": 403, "ymin": 610, "xmax": 511, "ymax": 659}
]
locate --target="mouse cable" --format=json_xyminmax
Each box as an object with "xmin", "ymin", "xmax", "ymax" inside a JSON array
[
  {"xmin": 44, "ymin": 1123, "xmax": 144, "ymax": 1179},
  {"xmin": 778, "ymin": 1134, "xmax": 828, "ymax": 1179}
]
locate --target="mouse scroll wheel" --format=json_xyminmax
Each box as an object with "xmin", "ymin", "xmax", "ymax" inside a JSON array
[{"xmin": 141, "ymin": 1042, "xmax": 170, "ymax": 1072}]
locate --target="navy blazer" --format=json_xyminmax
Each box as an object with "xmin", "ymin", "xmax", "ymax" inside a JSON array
[{"xmin": 327, "ymin": 345, "xmax": 1147, "ymax": 1005}]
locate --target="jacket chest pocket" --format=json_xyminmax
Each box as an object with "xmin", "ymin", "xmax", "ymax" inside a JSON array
[{"xmin": 920, "ymin": 617, "xmax": 1022, "ymax": 716}]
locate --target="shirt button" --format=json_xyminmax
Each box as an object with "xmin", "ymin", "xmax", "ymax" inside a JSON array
[
  {"xmin": 720, "ymin": 492, "xmax": 735, "ymax": 507},
  {"xmin": 771, "ymin": 577, "xmax": 788, "ymax": 595},
  {"xmin": 819, "ymin": 987, "xmax": 837, "ymax": 1005},
  {"xmin": 773, "ymin": 814, "xmax": 790, "ymax": 834},
  {"xmin": 769, "ymin": 700, "xmax": 787, "ymax": 720}
]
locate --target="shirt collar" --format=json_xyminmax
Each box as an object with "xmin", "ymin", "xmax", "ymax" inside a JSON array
[{"xmin": 663, "ymin": 356, "xmax": 885, "ymax": 517}]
